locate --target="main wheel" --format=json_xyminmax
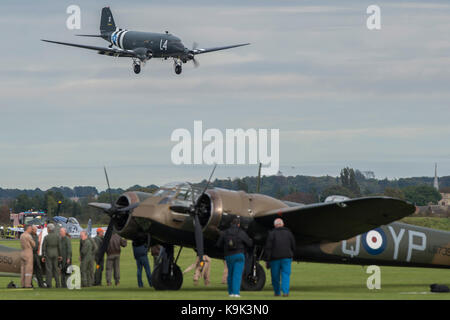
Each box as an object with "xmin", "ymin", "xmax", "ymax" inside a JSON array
[
  {"xmin": 152, "ymin": 264, "xmax": 183, "ymax": 290},
  {"xmin": 133, "ymin": 64, "xmax": 141, "ymax": 74},
  {"xmin": 241, "ymin": 262, "xmax": 266, "ymax": 291},
  {"xmin": 175, "ymin": 64, "xmax": 182, "ymax": 75}
]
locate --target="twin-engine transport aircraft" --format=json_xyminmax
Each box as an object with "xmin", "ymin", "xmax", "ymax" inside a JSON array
[
  {"xmin": 86, "ymin": 167, "xmax": 449, "ymax": 291},
  {"xmin": 42, "ymin": 7, "xmax": 250, "ymax": 74}
]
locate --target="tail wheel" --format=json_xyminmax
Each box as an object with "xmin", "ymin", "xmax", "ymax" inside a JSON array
[
  {"xmin": 152, "ymin": 264, "xmax": 183, "ymax": 290},
  {"xmin": 241, "ymin": 262, "xmax": 266, "ymax": 291},
  {"xmin": 133, "ymin": 64, "xmax": 141, "ymax": 74}
]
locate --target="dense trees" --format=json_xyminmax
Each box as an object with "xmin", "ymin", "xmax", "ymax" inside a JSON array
[{"xmin": 1, "ymin": 169, "xmax": 448, "ymax": 224}]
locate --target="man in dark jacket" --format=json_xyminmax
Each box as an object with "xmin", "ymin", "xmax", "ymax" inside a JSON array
[
  {"xmin": 132, "ymin": 239, "xmax": 152, "ymax": 288},
  {"xmin": 264, "ymin": 218, "xmax": 296, "ymax": 297},
  {"xmin": 93, "ymin": 228, "xmax": 104, "ymax": 286},
  {"xmin": 59, "ymin": 227, "xmax": 72, "ymax": 288},
  {"xmin": 216, "ymin": 218, "xmax": 253, "ymax": 297},
  {"xmin": 79, "ymin": 231, "xmax": 94, "ymax": 287},
  {"xmin": 41, "ymin": 223, "xmax": 62, "ymax": 288},
  {"xmin": 31, "ymin": 226, "xmax": 45, "ymax": 288},
  {"xmin": 106, "ymin": 233, "xmax": 127, "ymax": 286}
]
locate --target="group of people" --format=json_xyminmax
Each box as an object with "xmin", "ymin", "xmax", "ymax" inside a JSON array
[
  {"xmin": 19, "ymin": 224, "xmax": 127, "ymax": 289},
  {"xmin": 20, "ymin": 224, "xmax": 72, "ymax": 288},
  {"xmin": 183, "ymin": 217, "xmax": 296, "ymax": 298},
  {"xmin": 20, "ymin": 217, "xmax": 295, "ymax": 297}
]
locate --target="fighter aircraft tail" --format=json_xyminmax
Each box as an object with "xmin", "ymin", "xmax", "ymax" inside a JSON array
[{"xmin": 100, "ymin": 7, "xmax": 117, "ymax": 34}]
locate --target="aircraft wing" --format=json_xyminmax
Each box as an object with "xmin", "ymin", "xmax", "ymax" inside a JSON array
[
  {"xmin": 253, "ymin": 197, "xmax": 416, "ymax": 244},
  {"xmin": 41, "ymin": 39, "xmax": 137, "ymax": 58},
  {"xmin": 191, "ymin": 43, "xmax": 250, "ymax": 55}
]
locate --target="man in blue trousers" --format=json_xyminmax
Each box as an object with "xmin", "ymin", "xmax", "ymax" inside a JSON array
[
  {"xmin": 132, "ymin": 239, "xmax": 152, "ymax": 288},
  {"xmin": 264, "ymin": 218, "xmax": 296, "ymax": 297},
  {"xmin": 216, "ymin": 218, "xmax": 253, "ymax": 298}
]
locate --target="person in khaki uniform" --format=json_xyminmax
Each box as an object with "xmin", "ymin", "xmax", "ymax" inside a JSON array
[
  {"xmin": 183, "ymin": 255, "xmax": 212, "ymax": 286},
  {"xmin": 31, "ymin": 226, "xmax": 45, "ymax": 288},
  {"xmin": 20, "ymin": 225, "xmax": 35, "ymax": 288},
  {"xmin": 41, "ymin": 223, "xmax": 62, "ymax": 288},
  {"xmin": 79, "ymin": 231, "xmax": 94, "ymax": 287},
  {"xmin": 106, "ymin": 233, "xmax": 127, "ymax": 286},
  {"xmin": 59, "ymin": 228, "xmax": 72, "ymax": 288}
]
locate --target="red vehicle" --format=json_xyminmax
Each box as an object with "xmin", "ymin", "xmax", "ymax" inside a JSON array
[{"xmin": 10, "ymin": 211, "xmax": 47, "ymax": 228}]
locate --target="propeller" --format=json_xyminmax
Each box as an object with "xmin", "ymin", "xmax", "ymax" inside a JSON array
[
  {"xmin": 188, "ymin": 42, "xmax": 200, "ymax": 68},
  {"xmin": 91, "ymin": 167, "xmax": 134, "ymax": 265},
  {"xmin": 170, "ymin": 165, "xmax": 217, "ymax": 265}
]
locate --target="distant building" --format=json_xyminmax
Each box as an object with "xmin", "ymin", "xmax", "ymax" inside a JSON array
[{"xmin": 438, "ymin": 193, "xmax": 450, "ymax": 206}]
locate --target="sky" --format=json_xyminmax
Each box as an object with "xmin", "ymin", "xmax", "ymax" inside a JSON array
[{"xmin": 1, "ymin": 0, "xmax": 450, "ymax": 190}]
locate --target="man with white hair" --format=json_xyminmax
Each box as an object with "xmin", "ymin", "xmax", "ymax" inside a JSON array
[
  {"xmin": 41, "ymin": 223, "xmax": 62, "ymax": 288},
  {"xmin": 264, "ymin": 218, "xmax": 296, "ymax": 297}
]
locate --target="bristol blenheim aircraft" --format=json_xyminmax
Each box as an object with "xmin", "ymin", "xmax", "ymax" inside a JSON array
[
  {"xmin": 42, "ymin": 7, "xmax": 249, "ymax": 74},
  {"xmin": 84, "ymin": 166, "xmax": 450, "ymax": 291}
]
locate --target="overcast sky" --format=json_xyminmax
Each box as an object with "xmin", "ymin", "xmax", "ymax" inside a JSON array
[{"xmin": 1, "ymin": 0, "xmax": 450, "ymax": 190}]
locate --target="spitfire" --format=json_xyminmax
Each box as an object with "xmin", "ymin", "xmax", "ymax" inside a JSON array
[{"xmin": 42, "ymin": 7, "xmax": 250, "ymax": 74}]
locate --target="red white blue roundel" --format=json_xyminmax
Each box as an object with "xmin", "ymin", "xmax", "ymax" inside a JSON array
[{"xmin": 362, "ymin": 228, "xmax": 387, "ymax": 255}]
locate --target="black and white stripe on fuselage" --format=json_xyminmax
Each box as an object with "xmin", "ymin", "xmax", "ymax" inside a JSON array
[{"xmin": 110, "ymin": 28, "xmax": 129, "ymax": 49}]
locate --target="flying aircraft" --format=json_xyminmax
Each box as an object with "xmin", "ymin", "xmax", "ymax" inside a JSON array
[
  {"xmin": 42, "ymin": 7, "xmax": 250, "ymax": 75},
  {"xmin": 87, "ymin": 166, "xmax": 450, "ymax": 291}
]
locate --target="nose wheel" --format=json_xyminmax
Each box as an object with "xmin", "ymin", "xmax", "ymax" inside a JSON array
[
  {"xmin": 133, "ymin": 63, "xmax": 141, "ymax": 74},
  {"xmin": 174, "ymin": 59, "xmax": 182, "ymax": 75}
]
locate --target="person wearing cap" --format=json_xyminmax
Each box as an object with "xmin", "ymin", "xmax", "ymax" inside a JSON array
[
  {"xmin": 264, "ymin": 218, "xmax": 296, "ymax": 297},
  {"xmin": 216, "ymin": 218, "xmax": 253, "ymax": 298},
  {"xmin": 41, "ymin": 223, "xmax": 62, "ymax": 288},
  {"xmin": 20, "ymin": 225, "xmax": 35, "ymax": 288},
  {"xmin": 93, "ymin": 228, "xmax": 105, "ymax": 286},
  {"xmin": 59, "ymin": 227, "xmax": 72, "ymax": 288},
  {"xmin": 106, "ymin": 233, "xmax": 127, "ymax": 286}
]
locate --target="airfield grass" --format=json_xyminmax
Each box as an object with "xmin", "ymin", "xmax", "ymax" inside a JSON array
[{"xmin": 0, "ymin": 238, "xmax": 448, "ymax": 300}]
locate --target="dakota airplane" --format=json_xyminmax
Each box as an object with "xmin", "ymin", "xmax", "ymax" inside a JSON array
[
  {"xmin": 42, "ymin": 7, "xmax": 250, "ymax": 74},
  {"xmin": 85, "ymin": 166, "xmax": 450, "ymax": 291}
]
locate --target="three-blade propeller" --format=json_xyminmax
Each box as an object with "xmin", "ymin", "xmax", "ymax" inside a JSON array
[
  {"xmin": 92, "ymin": 167, "xmax": 136, "ymax": 266},
  {"xmin": 170, "ymin": 164, "xmax": 217, "ymax": 265}
]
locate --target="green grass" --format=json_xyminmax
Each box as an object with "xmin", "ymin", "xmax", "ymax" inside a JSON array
[
  {"xmin": 401, "ymin": 217, "xmax": 450, "ymax": 231},
  {"xmin": 0, "ymin": 239, "xmax": 448, "ymax": 300}
]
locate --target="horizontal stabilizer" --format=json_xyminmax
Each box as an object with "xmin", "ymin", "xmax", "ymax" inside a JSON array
[{"xmin": 76, "ymin": 34, "xmax": 104, "ymax": 37}]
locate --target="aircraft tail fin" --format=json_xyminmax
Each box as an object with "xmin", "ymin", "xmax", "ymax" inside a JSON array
[{"xmin": 100, "ymin": 7, "xmax": 116, "ymax": 34}]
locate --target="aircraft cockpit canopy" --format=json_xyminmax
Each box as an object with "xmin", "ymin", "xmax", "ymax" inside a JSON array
[{"xmin": 154, "ymin": 182, "xmax": 202, "ymax": 207}]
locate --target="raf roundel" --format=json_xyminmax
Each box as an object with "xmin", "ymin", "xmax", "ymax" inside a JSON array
[{"xmin": 362, "ymin": 228, "xmax": 387, "ymax": 255}]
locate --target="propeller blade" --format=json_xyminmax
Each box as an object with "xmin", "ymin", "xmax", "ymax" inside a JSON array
[
  {"xmin": 88, "ymin": 202, "xmax": 112, "ymax": 213},
  {"xmin": 199, "ymin": 164, "xmax": 217, "ymax": 199},
  {"xmin": 192, "ymin": 58, "xmax": 200, "ymax": 68},
  {"xmin": 104, "ymin": 166, "xmax": 114, "ymax": 207},
  {"xmin": 193, "ymin": 214, "xmax": 204, "ymax": 261},
  {"xmin": 192, "ymin": 42, "xmax": 198, "ymax": 50},
  {"xmin": 96, "ymin": 219, "xmax": 114, "ymax": 265}
]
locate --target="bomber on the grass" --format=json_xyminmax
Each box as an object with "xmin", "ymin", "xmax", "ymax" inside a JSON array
[
  {"xmin": 83, "ymin": 165, "xmax": 449, "ymax": 291},
  {"xmin": 42, "ymin": 7, "xmax": 249, "ymax": 75}
]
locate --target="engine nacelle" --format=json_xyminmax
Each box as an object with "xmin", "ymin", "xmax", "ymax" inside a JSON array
[
  {"xmin": 112, "ymin": 191, "xmax": 152, "ymax": 241},
  {"xmin": 200, "ymin": 188, "xmax": 288, "ymax": 241}
]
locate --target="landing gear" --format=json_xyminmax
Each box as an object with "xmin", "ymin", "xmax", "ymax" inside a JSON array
[
  {"xmin": 174, "ymin": 59, "xmax": 182, "ymax": 75},
  {"xmin": 152, "ymin": 245, "xmax": 183, "ymax": 290},
  {"xmin": 241, "ymin": 248, "xmax": 266, "ymax": 291},
  {"xmin": 133, "ymin": 63, "xmax": 141, "ymax": 74},
  {"xmin": 132, "ymin": 58, "xmax": 142, "ymax": 74}
]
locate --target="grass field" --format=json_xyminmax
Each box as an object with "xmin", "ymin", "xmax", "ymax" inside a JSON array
[{"xmin": 0, "ymin": 238, "xmax": 448, "ymax": 300}]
